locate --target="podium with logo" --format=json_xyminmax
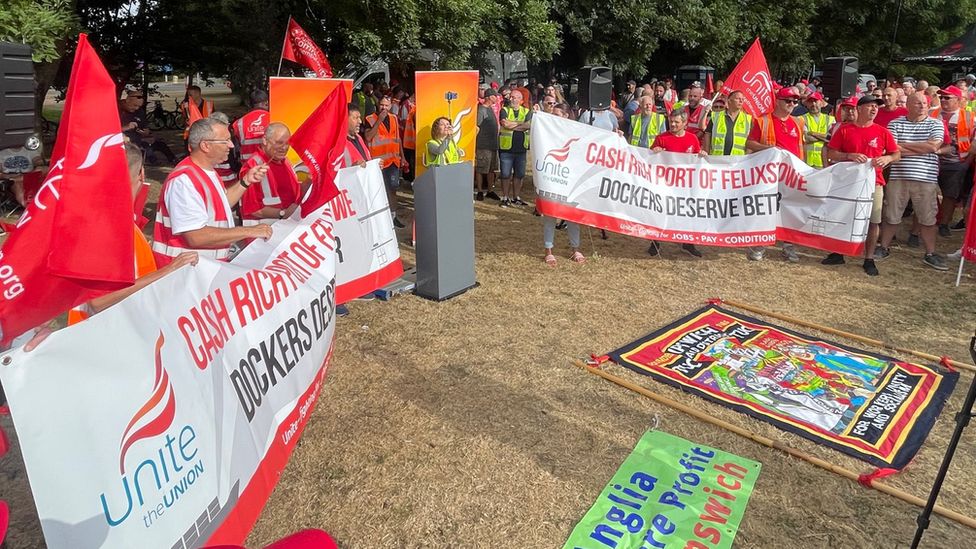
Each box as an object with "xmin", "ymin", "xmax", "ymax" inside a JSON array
[{"xmin": 413, "ymin": 162, "xmax": 477, "ymax": 300}]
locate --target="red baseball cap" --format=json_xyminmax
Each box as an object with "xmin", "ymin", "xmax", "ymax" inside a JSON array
[
  {"xmin": 805, "ymin": 91, "xmax": 824, "ymax": 102},
  {"xmin": 840, "ymin": 97, "xmax": 858, "ymax": 108},
  {"xmin": 939, "ymin": 84, "xmax": 964, "ymax": 98},
  {"xmin": 775, "ymin": 87, "xmax": 800, "ymax": 100}
]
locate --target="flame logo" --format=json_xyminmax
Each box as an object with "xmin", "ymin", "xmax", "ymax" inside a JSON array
[
  {"xmin": 117, "ymin": 333, "xmax": 176, "ymax": 473},
  {"xmin": 545, "ymin": 138, "xmax": 580, "ymax": 162},
  {"xmin": 451, "ymin": 108, "xmax": 472, "ymax": 158},
  {"xmin": 78, "ymin": 133, "xmax": 124, "ymax": 170},
  {"xmin": 248, "ymin": 113, "xmax": 267, "ymax": 133}
]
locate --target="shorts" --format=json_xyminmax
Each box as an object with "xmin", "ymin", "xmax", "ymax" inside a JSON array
[
  {"xmin": 884, "ymin": 179, "xmax": 939, "ymax": 226},
  {"xmin": 381, "ymin": 165, "xmax": 401, "ymax": 191},
  {"xmin": 476, "ymin": 149, "xmax": 499, "ymax": 174},
  {"xmin": 499, "ymin": 151, "xmax": 527, "ymax": 179},
  {"xmin": 870, "ymin": 184, "xmax": 884, "ymax": 224},
  {"xmin": 938, "ymin": 165, "xmax": 968, "ymax": 201}
]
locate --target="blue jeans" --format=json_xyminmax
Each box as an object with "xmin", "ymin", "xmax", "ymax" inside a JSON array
[{"xmin": 499, "ymin": 151, "xmax": 527, "ymax": 179}]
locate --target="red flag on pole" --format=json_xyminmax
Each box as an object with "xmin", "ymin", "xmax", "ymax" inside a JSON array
[
  {"xmin": 706, "ymin": 73, "xmax": 715, "ymax": 98},
  {"xmin": 281, "ymin": 17, "xmax": 334, "ymax": 78},
  {"xmin": 961, "ymin": 195, "xmax": 976, "ymax": 262},
  {"xmin": 720, "ymin": 38, "xmax": 774, "ymax": 117},
  {"xmin": 291, "ymin": 85, "xmax": 348, "ymax": 217},
  {"xmin": 0, "ymin": 34, "xmax": 134, "ymax": 345}
]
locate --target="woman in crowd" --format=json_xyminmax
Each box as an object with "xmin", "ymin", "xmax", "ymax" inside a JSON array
[
  {"xmin": 424, "ymin": 117, "xmax": 460, "ymax": 167},
  {"xmin": 542, "ymin": 105, "xmax": 585, "ymax": 266}
]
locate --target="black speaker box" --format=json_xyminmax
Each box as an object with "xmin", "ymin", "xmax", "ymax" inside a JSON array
[
  {"xmin": 821, "ymin": 56, "xmax": 858, "ymax": 101},
  {"xmin": 0, "ymin": 42, "xmax": 35, "ymax": 150},
  {"xmin": 578, "ymin": 66, "xmax": 612, "ymax": 110}
]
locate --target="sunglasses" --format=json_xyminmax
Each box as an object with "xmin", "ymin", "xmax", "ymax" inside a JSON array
[
  {"xmin": 780, "ymin": 99, "xmax": 799, "ymax": 105},
  {"xmin": 545, "ymin": 101, "xmax": 556, "ymax": 106}
]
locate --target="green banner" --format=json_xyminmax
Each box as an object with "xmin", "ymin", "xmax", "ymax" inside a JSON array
[{"xmin": 564, "ymin": 431, "xmax": 761, "ymax": 549}]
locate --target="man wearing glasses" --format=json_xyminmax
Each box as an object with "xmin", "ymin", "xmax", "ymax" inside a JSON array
[
  {"xmin": 153, "ymin": 118, "xmax": 273, "ymax": 267},
  {"xmin": 746, "ymin": 87, "xmax": 807, "ymax": 262},
  {"xmin": 930, "ymin": 85, "xmax": 975, "ymax": 237},
  {"xmin": 238, "ymin": 122, "xmax": 303, "ymax": 225},
  {"xmin": 119, "ymin": 87, "xmax": 176, "ymax": 165}
]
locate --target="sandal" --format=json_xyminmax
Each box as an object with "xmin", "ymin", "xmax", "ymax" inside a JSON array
[
  {"xmin": 544, "ymin": 253, "xmax": 557, "ymax": 267},
  {"xmin": 570, "ymin": 251, "xmax": 586, "ymax": 263}
]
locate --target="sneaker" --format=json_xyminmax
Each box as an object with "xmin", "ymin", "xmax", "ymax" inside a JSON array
[
  {"xmin": 889, "ymin": 236, "xmax": 900, "ymax": 249},
  {"xmin": 949, "ymin": 248, "xmax": 963, "ymax": 260},
  {"xmin": 393, "ymin": 217, "xmax": 406, "ymax": 229},
  {"xmin": 336, "ymin": 304, "xmax": 350, "ymax": 317},
  {"xmin": 476, "ymin": 192, "xmax": 484, "ymax": 201},
  {"xmin": 513, "ymin": 197, "xmax": 528, "ymax": 206},
  {"xmin": 874, "ymin": 247, "xmax": 891, "ymax": 261},
  {"xmin": 682, "ymin": 244, "xmax": 703, "ymax": 258},
  {"xmin": 647, "ymin": 241, "xmax": 661, "ymax": 256},
  {"xmin": 951, "ymin": 218, "xmax": 966, "ymax": 231},
  {"xmin": 500, "ymin": 199, "xmax": 510, "ymax": 208},
  {"xmin": 923, "ymin": 253, "xmax": 949, "ymax": 271},
  {"xmin": 556, "ymin": 220, "xmax": 567, "ymax": 230},
  {"xmin": 863, "ymin": 259, "xmax": 879, "ymax": 276},
  {"xmin": 907, "ymin": 233, "xmax": 920, "ymax": 248},
  {"xmin": 486, "ymin": 191, "xmax": 501, "ymax": 201},
  {"xmin": 532, "ymin": 208, "xmax": 541, "ymax": 216},
  {"xmin": 782, "ymin": 244, "xmax": 799, "ymax": 263},
  {"xmin": 938, "ymin": 224, "xmax": 951, "ymax": 237},
  {"xmin": 822, "ymin": 253, "xmax": 845, "ymax": 265},
  {"xmin": 747, "ymin": 248, "xmax": 765, "ymax": 261}
]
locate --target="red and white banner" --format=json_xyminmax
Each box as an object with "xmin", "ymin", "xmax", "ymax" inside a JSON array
[
  {"xmin": 0, "ymin": 206, "xmax": 339, "ymax": 549},
  {"xmin": 326, "ymin": 160, "xmax": 403, "ymax": 304},
  {"xmin": 962, "ymin": 193, "xmax": 976, "ymax": 262},
  {"xmin": 281, "ymin": 17, "xmax": 333, "ymax": 78},
  {"xmin": 720, "ymin": 38, "xmax": 774, "ymax": 117},
  {"xmin": 532, "ymin": 112, "xmax": 876, "ymax": 255}
]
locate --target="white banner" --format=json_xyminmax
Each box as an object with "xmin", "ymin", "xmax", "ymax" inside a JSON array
[
  {"xmin": 0, "ymin": 207, "xmax": 339, "ymax": 548},
  {"xmin": 329, "ymin": 159, "xmax": 402, "ymax": 303},
  {"xmin": 532, "ymin": 113, "xmax": 876, "ymax": 254}
]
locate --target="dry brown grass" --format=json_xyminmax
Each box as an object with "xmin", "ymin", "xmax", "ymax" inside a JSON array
[{"xmin": 3, "ymin": 131, "xmax": 976, "ymax": 549}]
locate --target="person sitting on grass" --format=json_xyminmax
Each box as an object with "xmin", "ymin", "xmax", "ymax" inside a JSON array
[{"xmin": 647, "ymin": 108, "xmax": 706, "ymax": 259}]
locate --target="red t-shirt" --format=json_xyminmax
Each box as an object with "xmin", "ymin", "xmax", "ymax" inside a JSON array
[
  {"xmin": 652, "ymin": 132, "xmax": 701, "ymax": 153},
  {"xmin": 827, "ymin": 123, "xmax": 899, "ymax": 185},
  {"xmin": 747, "ymin": 116, "xmax": 803, "ymax": 157},
  {"xmin": 875, "ymin": 107, "xmax": 908, "ymax": 129}
]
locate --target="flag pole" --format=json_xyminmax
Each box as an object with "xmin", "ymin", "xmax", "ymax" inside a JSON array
[
  {"xmin": 956, "ymin": 258, "xmax": 965, "ymax": 287},
  {"xmin": 277, "ymin": 16, "xmax": 291, "ymax": 77}
]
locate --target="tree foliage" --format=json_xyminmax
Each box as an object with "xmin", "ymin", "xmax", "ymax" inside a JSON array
[{"xmin": 0, "ymin": 0, "xmax": 79, "ymax": 62}]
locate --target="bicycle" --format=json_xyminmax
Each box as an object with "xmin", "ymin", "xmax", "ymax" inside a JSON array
[{"xmin": 147, "ymin": 99, "xmax": 186, "ymax": 130}]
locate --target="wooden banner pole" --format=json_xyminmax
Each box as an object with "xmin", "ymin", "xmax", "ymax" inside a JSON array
[
  {"xmin": 572, "ymin": 360, "xmax": 976, "ymax": 530},
  {"xmin": 716, "ymin": 298, "xmax": 975, "ymax": 374}
]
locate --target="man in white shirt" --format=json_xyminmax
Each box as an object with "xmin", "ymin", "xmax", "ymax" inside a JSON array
[{"xmin": 152, "ymin": 118, "xmax": 272, "ymax": 267}]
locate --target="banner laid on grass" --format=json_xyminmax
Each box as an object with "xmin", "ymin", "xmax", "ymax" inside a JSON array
[
  {"xmin": 532, "ymin": 112, "xmax": 876, "ymax": 255},
  {"xmin": 0, "ymin": 207, "xmax": 339, "ymax": 549},
  {"xmin": 607, "ymin": 306, "xmax": 957, "ymax": 469},
  {"xmin": 329, "ymin": 160, "xmax": 403, "ymax": 303},
  {"xmin": 563, "ymin": 430, "xmax": 760, "ymax": 549}
]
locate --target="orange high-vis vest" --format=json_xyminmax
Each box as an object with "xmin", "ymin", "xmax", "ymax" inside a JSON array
[
  {"xmin": 931, "ymin": 108, "xmax": 974, "ymax": 156},
  {"xmin": 67, "ymin": 226, "xmax": 157, "ymax": 325},
  {"xmin": 152, "ymin": 157, "xmax": 234, "ymax": 267},
  {"xmin": 403, "ymin": 107, "xmax": 417, "ymax": 150},
  {"xmin": 754, "ymin": 114, "xmax": 806, "ymax": 161},
  {"xmin": 181, "ymin": 99, "xmax": 215, "ymax": 139},
  {"xmin": 365, "ymin": 113, "xmax": 402, "ymax": 168},
  {"xmin": 233, "ymin": 109, "xmax": 269, "ymax": 162}
]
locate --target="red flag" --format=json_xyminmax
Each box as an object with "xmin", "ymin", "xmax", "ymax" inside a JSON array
[
  {"xmin": 962, "ymin": 194, "xmax": 976, "ymax": 261},
  {"xmin": 281, "ymin": 17, "xmax": 334, "ymax": 78},
  {"xmin": 291, "ymin": 85, "xmax": 348, "ymax": 217},
  {"xmin": 706, "ymin": 73, "xmax": 715, "ymax": 97},
  {"xmin": 0, "ymin": 34, "xmax": 134, "ymax": 345},
  {"xmin": 720, "ymin": 38, "xmax": 774, "ymax": 117}
]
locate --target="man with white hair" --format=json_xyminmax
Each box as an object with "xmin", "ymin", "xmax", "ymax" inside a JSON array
[
  {"xmin": 238, "ymin": 122, "xmax": 303, "ymax": 225},
  {"xmin": 153, "ymin": 118, "xmax": 272, "ymax": 267}
]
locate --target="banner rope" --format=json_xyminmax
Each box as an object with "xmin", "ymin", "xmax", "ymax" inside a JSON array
[
  {"xmin": 711, "ymin": 298, "xmax": 975, "ymax": 374},
  {"xmin": 572, "ymin": 359, "xmax": 976, "ymax": 530}
]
